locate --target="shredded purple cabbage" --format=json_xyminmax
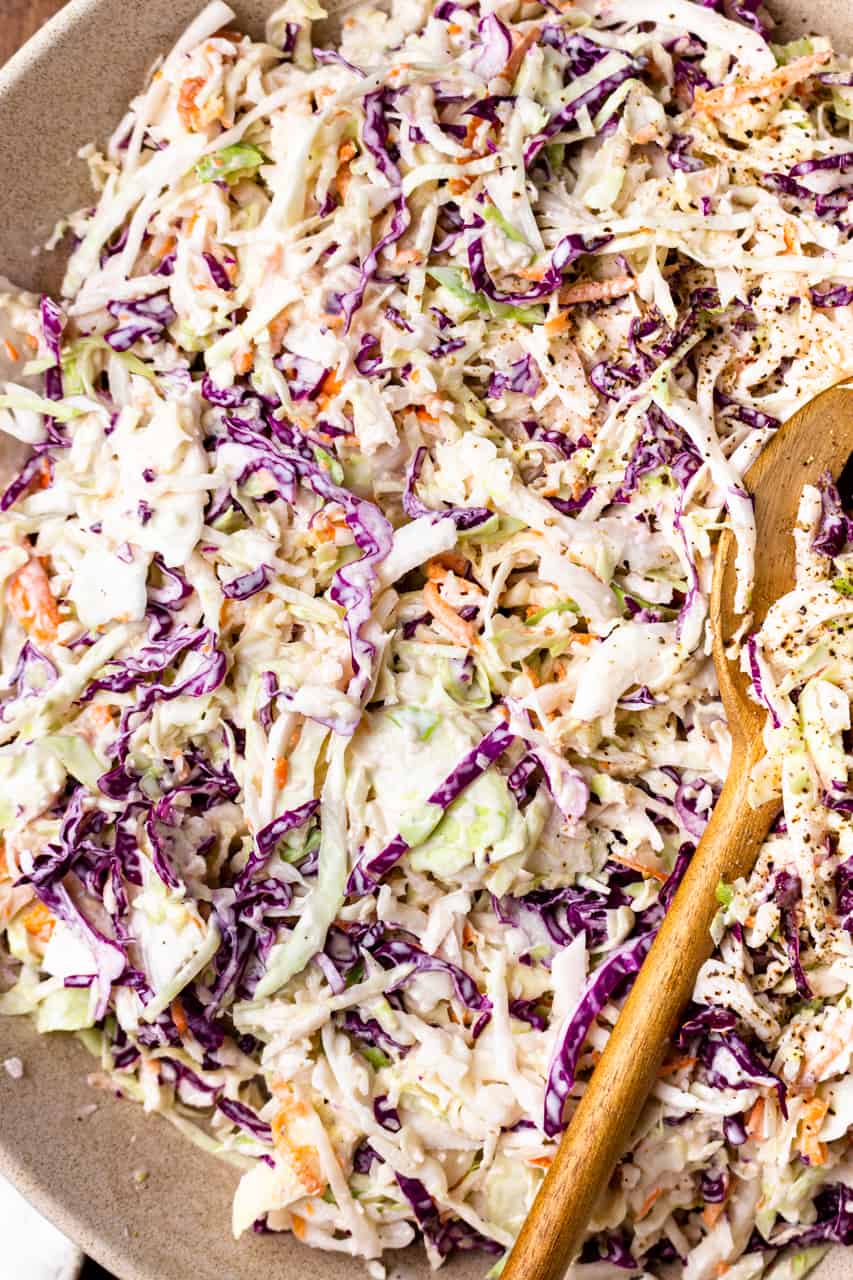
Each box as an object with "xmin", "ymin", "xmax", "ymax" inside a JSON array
[
  {"xmin": 395, "ymin": 1175, "xmax": 502, "ymax": 1257},
  {"xmin": 774, "ymin": 870, "xmax": 812, "ymax": 998},
  {"xmin": 403, "ymin": 445, "xmax": 493, "ymax": 530},
  {"xmin": 543, "ymin": 930, "xmax": 655, "ymax": 1136},
  {"xmin": 220, "ymin": 564, "xmax": 271, "ymax": 600},
  {"xmin": 347, "ymin": 722, "xmax": 515, "ymax": 893},
  {"xmin": 106, "ymin": 291, "xmax": 176, "ymax": 351},
  {"xmin": 812, "ymin": 471, "xmax": 851, "ymax": 557},
  {"xmin": 216, "ymin": 1096, "xmax": 274, "ymax": 1143}
]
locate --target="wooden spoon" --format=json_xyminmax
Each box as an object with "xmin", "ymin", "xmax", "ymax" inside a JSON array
[{"xmin": 501, "ymin": 382, "xmax": 853, "ymax": 1280}]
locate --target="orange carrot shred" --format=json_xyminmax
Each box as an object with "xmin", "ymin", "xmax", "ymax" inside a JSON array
[
  {"xmin": 7, "ymin": 559, "xmax": 61, "ymax": 644},
  {"xmin": 23, "ymin": 901, "xmax": 55, "ymax": 941},
  {"xmin": 171, "ymin": 999, "xmax": 189, "ymax": 1039}
]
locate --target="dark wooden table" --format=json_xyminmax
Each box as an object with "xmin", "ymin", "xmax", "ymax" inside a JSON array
[
  {"xmin": 0, "ymin": 0, "xmax": 67, "ymax": 60},
  {"xmin": 2, "ymin": 9, "xmax": 116, "ymax": 1279}
]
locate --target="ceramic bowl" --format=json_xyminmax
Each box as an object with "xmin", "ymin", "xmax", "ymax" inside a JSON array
[{"xmin": 0, "ymin": 2, "xmax": 850, "ymax": 1277}]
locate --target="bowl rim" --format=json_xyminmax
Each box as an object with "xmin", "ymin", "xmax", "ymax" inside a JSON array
[{"xmin": 0, "ymin": 4, "xmax": 851, "ymax": 1280}]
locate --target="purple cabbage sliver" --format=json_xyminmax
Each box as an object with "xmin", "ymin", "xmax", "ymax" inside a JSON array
[
  {"xmin": 748, "ymin": 1184, "xmax": 853, "ymax": 1253},
  {"xmin": 774, "ymin": 870, "xmax": 811, "ymax": 997},
  {"xmin": 106, "ymin": 291, "xmax": 176, "ymax": 351},
  {"xmin": 248, "ymin": 798, "xmax": 321, "ymax": 878},
  {"xmin": 346, "ymin": 723, "xmax": 514, "ymax": 893},
  {"xmin": 543, "ymin": 930, "xmax": 654, "ymax": 1136},
  {"xmin": 373, "ymin": 1095, "xmax": 402, "ymax": 1132},
  {"xmin": 395, "ymin": 1175, "xmax": 502, "ymax": 1257},
  {"xmin": 403, "ymin": 445, "xmax": 493, "ymax": 530},
  {"xmin": 340, "ymin": 193, "xmax": 410, "ymax": 328},
  {"xmin": 812, "ymin": 470, "xmax": 852, "ymax": 557},
  {"xmin": 203, "ymin": 252, "xmax": 234, "ymax": 291},
  {"xmin": 468, "ymin": 232, "xmax": 611, "ymax": 306},
  {"xmin": 216, "ymin": 1096, "xmax": 274, "ymax": 1143},
  {"xmin": 221, "ymin": 564, "xmax": 271, "ymax": 600},
  {"xmin": 40, "ymin": 296, "xmax": 65, "ymax": 401},
  {"xmin": 487, "ymin": 354, "xmax": 541, "ymax": 398},
  {"xmin": 524, "ymin": 63, "xmax": 640, "ymax": 164},
  {"xmin": 372, "ymin": 936, "xmax": 490, "ymax": 1011}
]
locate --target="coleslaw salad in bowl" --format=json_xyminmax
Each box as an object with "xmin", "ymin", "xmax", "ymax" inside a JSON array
[{"xmin": 1, "ymin": 0, "xmax": 853, "ymax": 1277}]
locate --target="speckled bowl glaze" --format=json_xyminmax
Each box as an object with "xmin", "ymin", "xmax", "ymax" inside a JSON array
[{"xmin": 0, "ymin": 2, "xmax": 851, "ymax": 1278}]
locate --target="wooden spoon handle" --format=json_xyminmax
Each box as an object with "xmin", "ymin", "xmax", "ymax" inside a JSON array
[{"xmin": 500, "ymin": 739, "xmax": 779, "ymax": 1280}]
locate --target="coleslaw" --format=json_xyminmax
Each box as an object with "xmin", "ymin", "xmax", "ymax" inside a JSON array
[{"xmin": 1, "ymin": 0, "xmax": 853, "ymax": 1275}]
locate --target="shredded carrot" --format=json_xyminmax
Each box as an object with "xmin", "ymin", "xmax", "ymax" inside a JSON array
[
  {"xmin": 336, "ymin": 162, "xmax": 352, "ymax": 201},
  {"xmin": 177, "ymin": 78, "xmax": 210, "ymax": 131},
  {"xmin": 235, "ymin": 348, "xmax": 254, "ymax": 375},
  {"xmin": 395, "ymin": 248, "xmax": 423, "ymax": 265},
  {"xmin": 24, "ymin": 333, "xmax": 38, "ymax": 351},
  {"xmin": 609, "ymin": 851, "xmax": 668, "ymax": 883},
  {"xmin": 447, "ymin": 21, "xmax": 462, "ymax": 33},
  {"xmin": 559, "ymin": 276, "xmax": 637, "ymax": 307},
  {"xmin": 6, "ymin": 559, "xmax": 61, "ymax": 644},
  {"xmin": 426, "ymin": 551, "xmax": 469, "ymax": 577},
  {"xmin": 274, "ymin": 757, "xmax": 290, "ymax": 789},
  {"xmin": 0, "ymin": 844, "xmax": 7, "ymax": 880},
  {"xmin": 658, "ymin": 1054, "xmax": 698, "ymax": 1077},
  {"xmin": 416, "ymin": 406, "xmax": 439, "ymax": 425},
  {"xmin": 171, "ymin": 999, "xmax": 189, "ymax": 1039},
  {"xmin": 268, "ymin": 311, "xmax": 289, "ymax": 353},
  {"xmin": 271, "ymin": 1109, "xmax": 326, "ymax": 1195},
  {"xmin": 637, "ymin": 1187, "xmax": 664, "ymax": 1220},
  {"xmin": 338, "ymin": 140, "xmax": 357, "ymax": 163},
  {"xmin": 703, "ymin": 1201, "xmax": 726, "ymax": 1229},
  {"xmin": 291, "ymin": 1215, "xmax": 307, "ymax": 1240},
  {"xmin": 799, "ymin": 1096, "xmax": 829, "ymax": 1166},
  {"xmin": 515, "ymin": 265, "xmax": 548, "ymax": 282},
  {"xmin": 312, "ymin": 514, "xmax": 340, "ymax": 544},
  {"xmin": 23, "ymin": 900, "xmax": 55, "ymax": 942},
  {"xmin": 3, "ymin": 340, "xmax": 19, "ymax": 362},
  {"xmin": 527, "ymin": 1155, "xmax": 553, "ymax": 1169},
  {"xmin": 633, "ymin": 123, "xmax": 658, "ymax": 145},
  {"xmin": 424, "ymin": 580, "xmax": 476, "ymax": 647},
  {"xmin": 317, "ymin": 370, "xmax": 343, "ymax": 408},
  {"xmin": 746, "ymin": 1096, "xmax": 765, "ymax": 1139},
  {"xmin": 695, "ymin": 49, "xmax": 831, "ymax": 116},
  {"xmin": 448, "ymin": 176, "xmax": 471, "ymax": 196},
  {"xmin": 715, "ymin": 1264, "xmax": 730, "ymax": 1277},
  {"xmin": 462, "ymin": 118, "xmax": 480, "ymax": 150},
  {"xmin": 322, "ymin": 314, "xmax": 345, "ymax": 330},
  {"xmin": 156, "ymin": 235, "xmax": 176, "ymax": 262},
  {"xmin": 801, "ymin": 1031, "xmax": 847, "ymax": 1085},
  {"xmin": 31, "ymin": 457, "xmax": 52, "ymax": 492},
  {"xmin": 570, "ymin": 631, "xmax": 598, "ymax": 646},
  {"xmin": 178, "ymin": 78, "xmax": 204, "ymax": 126},
  {"xmin": 501, "ymin": 24, "xmax": 543, "ymax": 83},
  {"xmin": 88, "ymin": 704, "xmax": 115, "ymax": 732},
  {"xmin": 544, "ymin": 311, "xmax": 572, "ymax": 337}
]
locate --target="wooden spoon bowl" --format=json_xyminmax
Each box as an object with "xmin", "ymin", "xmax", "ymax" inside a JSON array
[{"xmin": 501, "ymin": 382, "xmax": 853, "ymax": 1280}]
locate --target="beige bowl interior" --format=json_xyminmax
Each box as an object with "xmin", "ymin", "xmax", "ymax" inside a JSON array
[{"xmin": 0, "ymin": 1, "xmax": 850, "ymax": 1276}]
